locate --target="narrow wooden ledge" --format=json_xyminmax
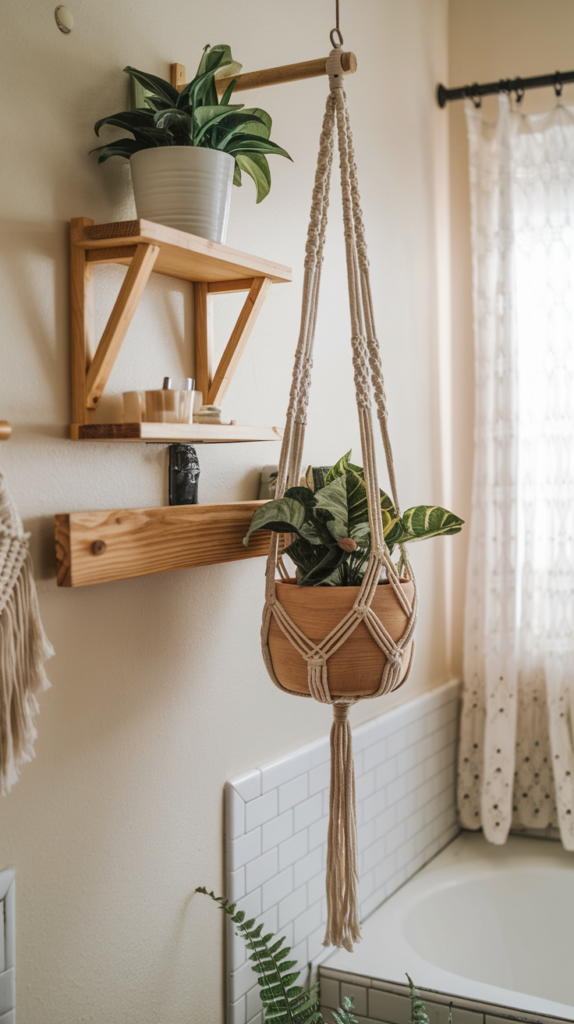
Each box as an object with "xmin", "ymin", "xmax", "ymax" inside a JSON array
[
  {"xmin": 70, "ymin": 423, "xmax": 284, "ymax": 443},
  {"xmin": 55, "ymin": 501, "xmax": 270, "ymax": 587}
]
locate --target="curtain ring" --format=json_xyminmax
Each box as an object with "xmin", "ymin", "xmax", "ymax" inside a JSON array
[
  {"xmin": 330, "ymin": 27, "xmax": 344, "ymax": 48},
  {"xmin": 468, "ymin": 82, "xmax": 481, "ymax": 108},
  {"xmin": 555, "ymin": 71, "xmax": 563, "ymax": 97},
  {"xmin": 514, "ymin": 78, "xmax": 525, "ymax": 104}
]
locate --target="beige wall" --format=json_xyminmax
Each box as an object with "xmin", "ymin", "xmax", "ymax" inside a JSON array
[
  {"xmin": 0, "ymin": 2, "xmax": 451, "ymax": 1021},
  {"xmin": 448, "ymin": 0, "xmax": 574, "ymax": 673}
]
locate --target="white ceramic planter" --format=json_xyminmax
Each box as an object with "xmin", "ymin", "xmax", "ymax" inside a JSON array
[{"xmin": 130, "ymin": 147, "xmax": 235, "ymax": 244}]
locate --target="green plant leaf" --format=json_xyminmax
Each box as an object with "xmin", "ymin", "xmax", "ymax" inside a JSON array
[
  {"xmin": 196, "ymin": 43, "xmax": 231, "ymax": 77},
  {"xmin": 124, "ymin": 66, "xmax": 179, "ymax": 106},
  {"xmin": 215, "ymin": 114, "xmax": 268, "ymax": 151},
  {"xmin": 395, "ymin": 506, "xmax": 464, "ymax": 544},
  {"xmin": 298, "ymin": 543, "xmax": 349, "ymax": 586},
  {"xmin": 90, "ymin": 139, "xmax": 149, "ymax": 162},
  {"xmin": 196, "ymin": 888, "xmax": 322, "ymax": 1024},
  {"xmin": 407, "ymin": 975, "xmax": 431, "ymax": 1024},
  {"xmin": 219, "ymin": 78, "xmax": 238, "ymax": 106},
  {"xmin": 332, "ymin": 995, "xmax": 359, "ymax": 1024},
  {"xmin": 239, "ymin": 107, "xmax": 272, "ymax": 138},
  {"xmin": 325, "ymin": 451, "xmax": 399, "ymax": 538},
  {"xmin": 234, "ymin": 153, "xmax": 272, "ymax": 202},
  {"xmin": 243, "ymin": 497, "xmax": 308, "ymax": 547},
  {"xmin": 153, "ymin": 108, "xmax": 193, "ymax": 136},
  {"xmin": 233, "ymin": 163, "xmax": 242, "ymax": 186},
  {"xmin": 226, "ymin": 136, "xmax": 293, "ymax": 161},
  {"xmin": 177, "ymin": 66, "xmax": 221, "ymax": 111},
  {"xmin": 313, "ymin": 476, "xmax": 349, "ymax": 542},
  {"xmin": 94, "ymin": 111, "xmax": 155, "ymax": 136}
]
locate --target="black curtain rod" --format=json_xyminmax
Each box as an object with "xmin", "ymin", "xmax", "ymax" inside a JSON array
[{"xmin": 437, "ymin": 69, "xmax": 574, "ymax": 108}]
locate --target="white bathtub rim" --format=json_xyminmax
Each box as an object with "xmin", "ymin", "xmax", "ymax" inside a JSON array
[{"xmin": 325, "ymin": 832, "xmax": 574, "ymax": 1022}]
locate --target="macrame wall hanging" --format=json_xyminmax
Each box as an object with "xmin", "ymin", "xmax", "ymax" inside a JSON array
[
  {"xmin": 260, "ymin": 45, "xmax": 418, "ymax": 951},
  {"xmin": 0, "ymin": 474, "xmax": 54, "ymax": 794}
]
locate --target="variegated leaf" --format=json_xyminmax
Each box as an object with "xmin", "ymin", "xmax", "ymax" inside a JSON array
[{"xmin": 397, "ymin": 505, "xmax": 464, "ymax": 543}]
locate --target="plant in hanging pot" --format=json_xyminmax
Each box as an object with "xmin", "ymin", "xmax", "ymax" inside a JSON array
[
  {"xmin": 92, "ymin": 43, "xmax": 292, "ymax": 243},
  {"xmin": 244, "ymin": 451, "xmax": 464, "ymax": 698}
]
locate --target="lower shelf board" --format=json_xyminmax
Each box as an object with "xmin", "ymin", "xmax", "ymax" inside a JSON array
[
  {"xmin": 70, "ymin": 422, "xmax": 284, "ymax": 443},
  {"xmin": 55, "ymin": 501, "xmax": 269, "ymax": 587}
]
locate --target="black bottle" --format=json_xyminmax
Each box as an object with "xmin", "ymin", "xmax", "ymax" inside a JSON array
[{"xmin": 168, "ymin": 444, "xmax": 200, "ymax": 505}]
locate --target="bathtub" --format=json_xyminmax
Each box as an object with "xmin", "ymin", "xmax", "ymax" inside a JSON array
[{"xmin": 321, "ymin": 832, "xmax": 574, "ymax": 1023}]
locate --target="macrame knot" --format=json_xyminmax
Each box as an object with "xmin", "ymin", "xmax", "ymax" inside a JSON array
[
  {"xmin": 332, "ymin": 702, "xmax": 350, "ymax": 723},
  {"xmin": 386, "ymin": 647, "xmax": 403, "ymax": 667},
  {"xmin": 307, "ymin": 652, "xmax": 327, "ymax": 668},
  {"xmin": 326, "ymin": 49, "xmax": 345, "ymax": 90}
]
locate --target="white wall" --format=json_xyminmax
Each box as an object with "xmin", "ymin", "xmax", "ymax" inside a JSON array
[
  {"xmin": 0, "ymin": 2, "xmax": 450, "ymax": 1022},
  {"xmin": 448, "ymin": 0, "xmax": 574, "ymax": 674}
]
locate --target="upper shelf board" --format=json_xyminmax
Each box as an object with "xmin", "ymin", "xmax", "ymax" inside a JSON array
[
  {"xmin": 70, "ymin": 423, "xmax": 284, "ymax": 443},
  {"xmin": 71, "ymin": 218, "xmax": 293, "ymax": 285}
]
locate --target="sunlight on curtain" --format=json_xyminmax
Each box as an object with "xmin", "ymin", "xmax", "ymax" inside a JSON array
[{"xmin": 458, "ymin": 95, "xmax": 574, "ymax": 850}]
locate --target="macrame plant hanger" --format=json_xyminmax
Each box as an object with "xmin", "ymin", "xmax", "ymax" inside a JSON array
[{"xmin": 260, "ymin": 30, "xmax": 418, "ymax": 951}]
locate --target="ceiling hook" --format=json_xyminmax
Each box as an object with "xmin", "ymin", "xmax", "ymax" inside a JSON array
[{"xmin": 330, "ymin": 0, "xmax": 343, "ymax": 48}]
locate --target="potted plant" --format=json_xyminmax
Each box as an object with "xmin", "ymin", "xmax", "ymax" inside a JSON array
[
  {"xmin": 92, "ymin": 44, "xmax": 292, "ymax": 243},
  {"xmin": 244, "ymin": 451, "xmax": 464, "ymax": 697}
]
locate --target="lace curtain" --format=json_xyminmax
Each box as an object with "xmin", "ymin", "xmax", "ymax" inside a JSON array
[{"xmin": 458, "ymin": 95, "xmax": 574, "ymax": 850}]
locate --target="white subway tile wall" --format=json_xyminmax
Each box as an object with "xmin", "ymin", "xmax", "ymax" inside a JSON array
[
  {"xmin": 318, "ymin": 971, "xmax": 574, "ymax": 1024},
  {"xmin": 225, "ymin": 681, "xmax": 461, "ymax": 1024}
]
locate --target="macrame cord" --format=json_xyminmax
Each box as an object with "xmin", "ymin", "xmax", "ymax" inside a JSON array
[
  {"xmin": 0, "ymin": 474, "xmax": 53, "ymax": 794},
  {"xmin": 260, "ymin": 49, "xmax": 418, "ymax": 951}
]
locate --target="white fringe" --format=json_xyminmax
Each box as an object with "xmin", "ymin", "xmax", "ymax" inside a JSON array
[{"xmin": 0, "ymin": 477, "xmax": 53, "ymax": 794}]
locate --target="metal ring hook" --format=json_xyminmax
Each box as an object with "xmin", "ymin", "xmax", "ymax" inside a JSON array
[
  {"xmin": 555, "ymin": 71, "xmax": 563, "ymax": 97},
  {"xmin": 330, "ymin": 0, "xmax": 343, "ymax": 48}
]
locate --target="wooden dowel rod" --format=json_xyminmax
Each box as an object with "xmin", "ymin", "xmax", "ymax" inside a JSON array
[
  {"xmin": 216, "ymin": 52, "xmax": 357, "ymax": 94},
  {"xmin": 171, "ymin": 52, "xmax": 357, "ymax": 95},
  {"xmin": 0, "ymin": 421, "xmax": 11, "ymax": 441}
]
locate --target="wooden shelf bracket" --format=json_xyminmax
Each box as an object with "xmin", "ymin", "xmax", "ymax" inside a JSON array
[{"xmin": 70, "ymin": 218, "xmax": 286, "ymax": 434}]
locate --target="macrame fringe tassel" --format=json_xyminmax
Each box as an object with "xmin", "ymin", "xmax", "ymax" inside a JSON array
[
  {"xmin": 323, "ymin": 702, "xmax": 361, "ymax": 950},
  {"xmin": 0, "ymin": 554, "xmax": 53, "ymax": 794}
]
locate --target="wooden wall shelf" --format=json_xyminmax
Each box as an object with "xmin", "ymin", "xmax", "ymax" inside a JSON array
[
  {"xmin": 55, "ymin": 501, "xmax": 270, "ymax": 587},
  {"xmin": 70, "ymin": 423, "xmax": 283, "ymax": 443},
  {"xmin": 70, "ymin": 217, "xmax": 291, "ymax": 441}
]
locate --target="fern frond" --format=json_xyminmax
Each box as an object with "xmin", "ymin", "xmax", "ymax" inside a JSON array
[
  {"xmin": 197, "ymin": 887, "xmax": 322, "ymax": 1024},
  {"xmin": 406, "ymin": 974, "xmax": 431, "ymax": 1024},
  {"xmin": 331, "ymin": 995, "xmax": 358, "ymax": 1024}
]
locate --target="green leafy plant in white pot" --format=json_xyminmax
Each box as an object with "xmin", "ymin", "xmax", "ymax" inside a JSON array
[{"xmin": 92, "ymin": 44, "xmax": 292, "ymax": 244}]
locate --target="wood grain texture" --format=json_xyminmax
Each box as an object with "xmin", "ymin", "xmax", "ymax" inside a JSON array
[
  {"xmin": 207, "ymin": 278, "xmax": 254, "ymax": 294},
  {"xmin": 207, "ymin": 276, "xmax": 272, "ymax": 406},
  {"xmin": 0, "ymin": 421, "xmax": 12, "ymax": 441},
  {"xmin": 268, "ymin": 580, "xmax": 415, "ymax": 697},
  {"xmin": 194, "ymin": 282, "xmax": 213, "ymax": 403},
  {"xmin": 215, "ymin": 52, "xmax": 357, "ymax": 95},
  {"xmin": 70, "ymin": 219, "xmax": 292, "ymax": 284},
  {"xmin": 70, "ymin": 217, "xmax": 95, "ymax": 424},
  {"xmin": 85, "ymin": 244, "xmax": 160, "ymax": 410},
  {"xmin": 171, "ymin": 62, "xmax": 186, "ymax": 91},
  {"xmin": 70, "ymin": 422, "xmax": 284, "ymax": 442},
  {"xmin": 55, "ymin": 501, "xmax": 270, "ymax": 587}
]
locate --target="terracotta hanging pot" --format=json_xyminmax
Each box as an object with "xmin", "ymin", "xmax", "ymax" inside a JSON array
[{"xmin": 268, "ymin": 579, "xmax": 415, "ymax": 697}]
